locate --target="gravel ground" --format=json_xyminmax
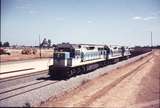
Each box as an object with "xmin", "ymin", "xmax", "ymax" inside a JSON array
[{"xmin": 0, "ymin": 52, "xmax": 151, "ymax": 107}]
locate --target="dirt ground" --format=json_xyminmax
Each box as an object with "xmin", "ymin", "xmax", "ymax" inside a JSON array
[
  {"xmin": 0, "ymin": 49, "xmax": 53, "ymax": 62},
  {"xmin": 42, "ymin": 50, "xmax": 160, "ymax": 108}
]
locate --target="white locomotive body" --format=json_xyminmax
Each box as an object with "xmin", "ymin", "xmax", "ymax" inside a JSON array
[{"xmin": 49, "ymin": 43, "xmax": 131, "ymax": 78}]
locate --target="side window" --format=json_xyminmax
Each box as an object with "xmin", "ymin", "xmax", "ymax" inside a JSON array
[
  {"xmin": 101, "ymin": 51, "xmax": 103, "ymax": 55},
  {"xmin": 75, "ymin": 50, "xmax": 80, "ymax": 58},
  {"xmin": 75, "ymin": 50, "xmax": 80, "ymax": 55}
]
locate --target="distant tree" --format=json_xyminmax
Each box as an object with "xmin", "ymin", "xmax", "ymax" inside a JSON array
[
  {"xmin": 52, "ymin": 44, "xmax": 56, "ymax": 47},
  {"xmin": 0, "ymin": 41, "xmax": 2, "ymax": 47},
  {"xmin": 47, "ymin": 39, "xmax": 51, "ymax": 49},
  {"xmin": 3, "ymin": 42, "xmax": 10, "ymax": 47},
  {"xmin": 42, "ymin": 38, "xmax": 48, "ymax": 44},
  {"xmin": 41, "ymin": 38, "xmax": 48, "ymax": 48},
  {"xmin": 134, "ymin": 46, "xmax": 141, "ymax": 48},
  {"xmin": 156, "ymin": 45, "xmax": 160, "ymax": 49}
]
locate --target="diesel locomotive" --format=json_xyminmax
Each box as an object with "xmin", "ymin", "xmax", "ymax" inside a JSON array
[{"xmin": 49, "ymin": 43, "xmax": 131, "ymax": 78}]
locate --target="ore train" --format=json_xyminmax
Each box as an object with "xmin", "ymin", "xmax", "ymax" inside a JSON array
[{"xmin": 49, "ymin": 43, "xmax": 131, "ymax": 78}]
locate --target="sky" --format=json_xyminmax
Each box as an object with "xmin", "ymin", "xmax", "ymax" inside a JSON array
[{"xmin": 1, "ymin": 0, "xmax": 160, "ymax": 46}]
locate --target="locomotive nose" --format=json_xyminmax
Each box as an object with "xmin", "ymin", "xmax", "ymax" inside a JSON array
[{"xmin": 53, "ymin": 52, "xmax": 70, "ymax": 67}]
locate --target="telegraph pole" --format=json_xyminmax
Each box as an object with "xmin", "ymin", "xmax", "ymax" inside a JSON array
[
  {"xmin": 39, "ymin": 35, "xmax": 42, "ymax": 58},
  {"xmin": 150, "ymin": 31, "xmax": 153, "ymax": 51},
  {"xmin": 151, "ymin": 32, "xmax": 153, "ymax": 48}
]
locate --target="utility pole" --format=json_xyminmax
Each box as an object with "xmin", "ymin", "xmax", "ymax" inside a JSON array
[
  {"xmin": 151, "ymin": 31, "xmax": 153, "ymax": 51},
  {"xmin": 151, "ymin": 32, "xmax": 153, "ymax": 47},
  {"xmin": 39, "ymin": 35, "xmax": 42, "ymax": 58}
]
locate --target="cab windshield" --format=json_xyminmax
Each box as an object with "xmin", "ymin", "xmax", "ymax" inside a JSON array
[{"xmin": 54, "ymin": 53, "xmax": 65, "ymax": 59}]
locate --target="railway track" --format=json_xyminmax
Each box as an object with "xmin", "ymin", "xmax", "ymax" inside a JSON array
[
  {"xmin": 81, "ymin": 56, "xmax": 153, "ymax": 106},
  {"xmin": 0, "ymin": 52, "xmax": 147, "ymax": 84},
  {"xmin": 41, "ymin": 53, "xmax": 153, "ymax": 107},
  {"xmin": 0, "ymin": 80, "xmax": 58, "ymax": 101},
  {"xmin": 0, "ymin": 68, "xmax": 35, "ymax": 75},
  {"xmin": 0, "ymin": 52, "xmax": 152, "ymax": 107},
  {"xmin": 0, "ymin": 70, "xmax": 48, "ymax": 83}
]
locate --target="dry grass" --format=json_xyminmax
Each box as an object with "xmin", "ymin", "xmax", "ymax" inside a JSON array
[{"xmin": 0, "ymin": 48, "xmax": 53, "ymax": 62}]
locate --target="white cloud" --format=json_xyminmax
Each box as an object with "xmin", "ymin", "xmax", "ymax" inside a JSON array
[
  {"xmin": 16, "ymin": 3, "xmax": 32, "ymax": 9},
  {"xmin": 132, "ymin": 16, "xmax": 142, "ymax": 20},
  {"xmin": 143, "ymin": 16, "xmax": 157, "ymax": 21},
  {"xmin": 29, "ymin": 10, "xmax": 38, "ymax": 14},
  {"xmin": 87, "ymin": 20, "xmax": 93, "ymax": 23},
  {"xmin": 16, "ymin": 5, "xmax": 38, "ymax": 15},
  {"xmin": 16, "ymin": 2, "xmax": 35, "ymax": 14},
  {"xmin": 132, "ymin": 16, "xmax": 157, "ymax": 21}
]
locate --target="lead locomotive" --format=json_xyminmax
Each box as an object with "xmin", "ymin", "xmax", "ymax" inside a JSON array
[{"xmin": 49, "ymin": 43, "xmax": 131, "ymax": 78}]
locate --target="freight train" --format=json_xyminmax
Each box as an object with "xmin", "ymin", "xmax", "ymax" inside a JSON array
[{"xmin": 49, "ymin": 43, "xmax": 131, "ymax": 78}]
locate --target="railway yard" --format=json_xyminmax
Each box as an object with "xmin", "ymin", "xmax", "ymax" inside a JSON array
[
  {"xmin": 1, "ymin": 0, "xmax": 160, "ymax": 107},
  {"xmin": 0, "ymin": 49, "xmax": 159, "ymax": 107}
]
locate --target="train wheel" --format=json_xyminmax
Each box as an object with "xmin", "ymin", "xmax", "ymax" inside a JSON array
[
  {"xmin": 82, "ymin": 66, "xmax": 86, "ymax": 74},
  {"xmin": 65, "ymin": 69, "xmax": 73, "ymax": 79},
  {"xmin": 70, "ymin": 69, "xmax": 74, "ymax": 77},
  {"xmin": 76, "ymin": 67, "xmax": 81, "ymax": 75}
]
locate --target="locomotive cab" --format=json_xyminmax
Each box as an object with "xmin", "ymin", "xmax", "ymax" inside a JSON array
[
  {"xmin": 53, "ymin": 52, "xmax": 71, "ymax": 67},
  {"xmin": 52, "ymin": 43, "xmax": 77, "ymax": 67}
]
